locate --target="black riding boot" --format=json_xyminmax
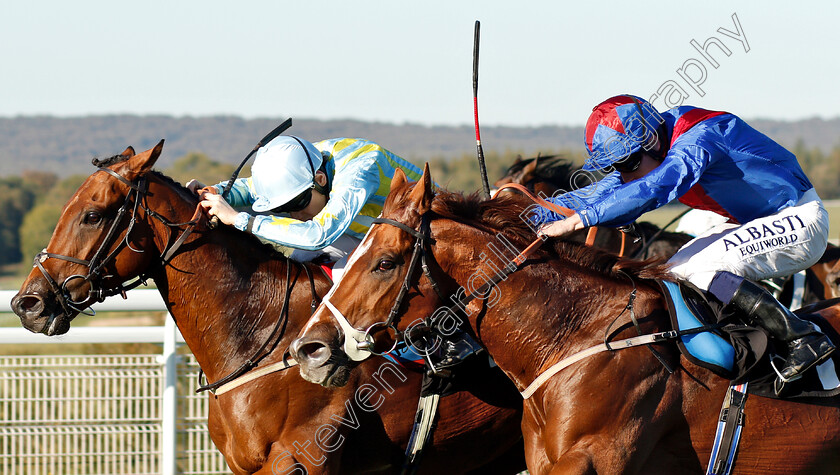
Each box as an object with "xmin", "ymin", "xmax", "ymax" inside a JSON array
[{"xmin": 729, "ymin": 278, "xmax": 835, "ymax": 384}]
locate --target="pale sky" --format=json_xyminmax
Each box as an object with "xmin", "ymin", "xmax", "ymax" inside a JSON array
[{"xmin": 1, "ymin": 1, "xmax": 838, "ymax": 127}]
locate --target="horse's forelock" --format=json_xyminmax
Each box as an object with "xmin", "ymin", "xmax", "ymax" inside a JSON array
[{"xmin": 91, "ymin": 153, "xmax": 131, "ymax": 168}]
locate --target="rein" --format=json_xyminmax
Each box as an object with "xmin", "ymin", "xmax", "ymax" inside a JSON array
[
  {"xmin": 519, "ymin": 323, "xmax": 722, "ymax": 398},
  {"xmin": 195, "ymin": 261, "xmax": 317, "ymax": 394},
  {"xmin": 493, "ymin": 183, "xmax": 637, "ymax": 256}
]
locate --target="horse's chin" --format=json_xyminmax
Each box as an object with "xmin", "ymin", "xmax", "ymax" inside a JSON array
[
  {"xmin": 299, "ymin": 361, "xmax": 351, "ymax": 388},
  {"xmin": 298, "ymin": 354, "xmax": 356, "ymax": 388},
  {"xmin": 45, "ymin": 314, "xmax": 72, "ymax": 336},
  {"xmin": 21, "ymin": 311, "xmax": 73, "ymax": 336}
]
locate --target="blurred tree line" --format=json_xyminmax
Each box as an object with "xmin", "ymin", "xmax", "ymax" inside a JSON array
[
  {"xmin": 0, "ymin": 153, "xmax": 236, "ymax": 268},
  {"xmin": 1, "ymin": 142, "xmax": 838, "ymax": 269}
]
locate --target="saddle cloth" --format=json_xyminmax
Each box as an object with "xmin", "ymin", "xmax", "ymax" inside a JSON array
[{"xmin": 659, "ymin": 280, "xmax": 840, "ymax": 399}]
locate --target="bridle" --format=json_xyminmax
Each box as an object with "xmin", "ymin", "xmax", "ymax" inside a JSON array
[
  {"xmin": 322, "ymin": 213, "xmax": 447, "ymax": 362},
  {"xmin": 33, "ymin": 163, "xmax": 325, "ymax": 394},
  {"xmin": 33, "ymin": 166, "xmax": 202, "ymax": 317},
  {"xmin": 323, "ymin": 185, "xmax": 556, "ymax": 362}
]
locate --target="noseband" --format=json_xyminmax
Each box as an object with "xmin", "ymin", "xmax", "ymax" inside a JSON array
[
  {"xmin": 323, "ymin": 213, "xmax": 447, "ymax": 362},
  {"xmin": 34, "ymin": 167, "xmax": 202, "ymax": 316}
]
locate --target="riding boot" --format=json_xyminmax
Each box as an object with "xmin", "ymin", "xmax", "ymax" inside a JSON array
[
  {"xmin": 727, "ymin": 278, "xmax": 835, "ymax": 384},
  {"xmin": 433, "ymin": 330, "xmax": 484, "ymax": 370}
]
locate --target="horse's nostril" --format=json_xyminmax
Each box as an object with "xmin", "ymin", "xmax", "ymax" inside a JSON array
[
  {"xmin": 295, "ymin": 340, "xmax": 331, "ymax": 366},
  {"xmin": 12, "ymin": 294, "xmax": 44, "ymax": 317}
]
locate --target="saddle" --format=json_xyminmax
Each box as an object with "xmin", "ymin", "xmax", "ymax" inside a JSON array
[{"xmin": 659, "ymin": 280, "xmax": 840, "ymax": 399}]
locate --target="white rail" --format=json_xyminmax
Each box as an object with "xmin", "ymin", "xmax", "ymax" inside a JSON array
[{"xmin": 1, "ymin": 289, "xmax": 227, "ymax": 475}]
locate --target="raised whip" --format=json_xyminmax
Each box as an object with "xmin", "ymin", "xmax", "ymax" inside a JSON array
[
  {"xmin": 208, "ymin": 117, "xmax": 293, "ymax": 228},
  {"xmin": 473, "ymin": 20, "xmax": 491, "ymax": 200}
]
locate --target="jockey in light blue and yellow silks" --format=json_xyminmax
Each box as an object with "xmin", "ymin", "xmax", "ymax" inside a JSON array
[{"xmin": 196, "ymin": 136, "xmax": 423, "ymax": 271}]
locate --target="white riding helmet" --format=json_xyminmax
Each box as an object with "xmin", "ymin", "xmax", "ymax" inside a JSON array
[{"xmin": 251, "ymin": 136, "xmax": 323, "ymax": 212}]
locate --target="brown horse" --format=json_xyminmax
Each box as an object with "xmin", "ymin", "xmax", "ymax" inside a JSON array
[
  {"xmin": 10, "ymin": 143, "xmax": 526, "ymax": 474},
  {"xmin": 494, "ymin": 155, "xmax": 692, "ymax": 259},
  {"xmin": 292, "ymin": 165, "xmax": 840, "ymax": 474}
]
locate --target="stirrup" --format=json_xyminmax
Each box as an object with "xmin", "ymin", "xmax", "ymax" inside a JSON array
[
  {"xmin": 769, "ymin": 354, "xmax": 803, "ymax": 385},
  {"xmin": 427, "ymin": 335, "xmax": 483, "ymax": 372},
  {"xmin": 770, "ymin": 355, "xmax": 801, "ymax": 397}
]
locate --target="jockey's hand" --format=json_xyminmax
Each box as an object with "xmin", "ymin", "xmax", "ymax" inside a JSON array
[
  {"xmin": 186, "ymin": 179, "xmax": 206, "ymax": 194},
  {"xmin": 538, "ymin": 213, "xmax": 585, "ymax": 239},
  {"xmin": 199, "ymin": 192, "xmax": 238, "ymax": 226}
]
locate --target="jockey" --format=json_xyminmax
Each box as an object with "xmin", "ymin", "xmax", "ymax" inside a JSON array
[
  {"xmin": 189, "ymin": 136, "xmax": 423, "ymax": 279},
  {"xmin": 533, "ymin": 94, "xmax": 834, "ymax": 389},
  {"xmin": 190, "ymin": 135, "xmax": 480, "ymax": 368}
]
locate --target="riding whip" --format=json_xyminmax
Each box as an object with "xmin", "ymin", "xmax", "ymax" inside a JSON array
[
  {"xmin": 208, "ymin": 117, "xmax": 293, "ymax": 228},
  {"xmin": 473, "ymin": 20, "xmax": 491, "ymax": 200}
]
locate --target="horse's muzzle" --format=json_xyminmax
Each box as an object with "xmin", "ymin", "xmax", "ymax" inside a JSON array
[
  {"xmin": 291, "ymin": 335, "xmax": 351, "ymax": 388},
  {"xmin": 11, "ymin": 291, "xmax": 71, "ymax": 336}
]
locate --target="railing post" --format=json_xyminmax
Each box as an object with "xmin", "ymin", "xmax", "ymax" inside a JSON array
[{"xmin": 161, "ymin": 315, "xmax": 178, "ymax": 475}]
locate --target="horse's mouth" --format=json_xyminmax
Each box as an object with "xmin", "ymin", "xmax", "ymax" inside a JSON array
[
  {"xmin": 321, "ymin": 362, "xmax": 352, "ymax": 388},
  {"xmin": 21, "ymin": 311, "xmax": 71, "ymax": 336},
  {"xmin": 13, "ymin": 292, "xmax": 75, "ymax": 336},
  {"xmin": 43, "ymin": 313, "xmax": 71, "ymax": 336},
  {"xmin": 294, "ymin": 337, "xmax": 355, "ymax": 388}
]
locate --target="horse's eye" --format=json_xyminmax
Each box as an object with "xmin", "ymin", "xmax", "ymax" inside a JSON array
[
  {"xmin": 376, "ymin": 259, "xmax": 396, "ymax": 272},
  {"xmin": 83, "ymin": 211, "xmax": 102, "ymax": 225}
]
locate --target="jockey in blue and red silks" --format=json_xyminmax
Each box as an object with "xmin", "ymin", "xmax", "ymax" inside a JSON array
[{"xmin": 533, "ymin": 94, "xmax": 834, "ymax": 389}]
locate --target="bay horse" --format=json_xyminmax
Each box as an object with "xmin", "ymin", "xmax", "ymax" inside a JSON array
[
  {"xmin": 494, "ymin": 154, "xmax": 692, "ymax": 259},
  {"xmin": 292, "ymin": 165, "xmax": 840, "ymax": 474},
  {"xmin": 10, "ymin": 142, "xmax": 526, "ymax": 474}
]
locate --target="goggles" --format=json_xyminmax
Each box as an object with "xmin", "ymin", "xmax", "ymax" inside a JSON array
[
  {"xmin": 613, "ymin": 151, "xmax": 644, "ymax": 173},
  {"xmin": 272, "ymin": 185, "xmax": 314, "ymax": 213}
]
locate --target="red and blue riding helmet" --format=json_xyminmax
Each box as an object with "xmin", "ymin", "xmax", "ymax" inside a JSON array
[{"xmin": 582, "ymin": 94, "xmax": 664, "ymax": 172}]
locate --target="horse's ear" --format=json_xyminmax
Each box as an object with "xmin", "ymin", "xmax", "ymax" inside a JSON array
[
  {"xmin": 390, "ymin": 168, "xmax": 408, "ymax": 193},
  {"xmin": 123, "ymin": 139, "xmax": 164, "ymax": 179},
  {"xmin": 407, "ymin": 162, "xmax": 433, "ymax": 213},
  {"xmin": 522, "ymin": 157, "xmax": 539, "ymax": 177},
  {"xmin": 121, "ymin": 146, "xmax": 136, "ymax": 158}
]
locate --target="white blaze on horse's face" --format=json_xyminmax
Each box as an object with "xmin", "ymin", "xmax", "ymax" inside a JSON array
[{"xmin": 312, "ymin": 223, "xmax": 380, "ymax": 362}]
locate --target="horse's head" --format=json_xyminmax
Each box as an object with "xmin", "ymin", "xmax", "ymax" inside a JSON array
[
  {"xmin": 12, "ymin": 141, "xmax": 166, "ymax": 335},
  {"xmin": 292, "ymin": 164, "xmax": 442, "ymax": 387},
  {"xmin": 494, "ymin": 155, "xmax": 586, "ymax": 197}
]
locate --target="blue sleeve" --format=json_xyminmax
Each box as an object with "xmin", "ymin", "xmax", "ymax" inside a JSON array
[
  {"xmin": 213, "ymin": 177, "xmax": 255, "ymax": 208},
  {"xmin": 582, "ymin": 145, "xmax": 710, "ymax": 227},
  {"xmin": 530, "ymin": 172, "xmax": 623, "ymax": 225}
]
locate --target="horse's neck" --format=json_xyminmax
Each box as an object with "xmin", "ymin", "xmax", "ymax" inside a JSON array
[
  {"xmin": 144, "ymin": 179, "xmax": 310, "ymax": 381},
  {"xmin": 436, "ymin": 227, "xmax": 639, "ymax": 391}
]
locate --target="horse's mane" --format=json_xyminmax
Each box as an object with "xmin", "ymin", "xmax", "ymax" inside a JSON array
[
  {"xmin": 818, "ymin": 241, "xmax": 840, "ymax": 264},
  {"xmin": 429, "ymin": 189, "xmax": 671, "ymax": 282}
]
